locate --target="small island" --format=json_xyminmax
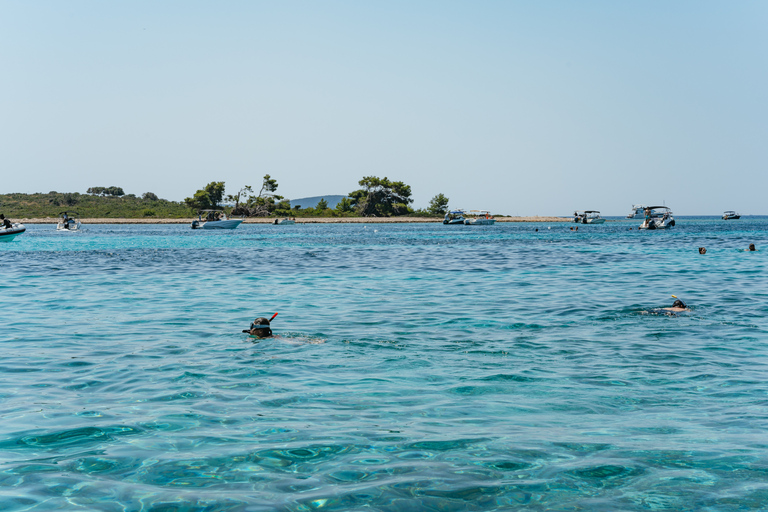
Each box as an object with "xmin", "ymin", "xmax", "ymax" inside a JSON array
[{"xmin": 0, "ymin": 176, "xmax": 569, "ymax": 223}]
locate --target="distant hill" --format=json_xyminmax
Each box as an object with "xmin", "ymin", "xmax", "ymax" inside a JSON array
[{"xmin": 290, "ymin": 195, "xmax": 347, "ymax": 209}]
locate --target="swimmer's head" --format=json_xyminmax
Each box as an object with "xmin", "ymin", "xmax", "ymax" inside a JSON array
[
  {"xmin": 249, "ymin": 317, "xmax": 272, "ymax": 338},
  {"xmin": 672, "ymin": 299, "xmax": 686, "ymax": 308},
  {"xmin": 749, "ymin": 243, "xmax": 756, "ymax": 251},
  {"xmin": 699, "ymin": 247, "xmax": 706, "ymax": 254}
]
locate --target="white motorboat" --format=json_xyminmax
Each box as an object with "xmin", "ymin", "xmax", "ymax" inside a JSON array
[
  {"xmin": 639, "ymin": 206, "xmax": 675, "ymax": 230},
  {"xmin": 464, "ymin": 210, "xmax": 496, "ymax": 225},
  {"xmin": 573, "ymin": 210, "xmax": 606, "ymax": 224},
  {"xmin": 56, "ymin": 211, "xmax": 82, "ymax": 231},
  {"xmin": 722, "ymin": 211, "xmax": 741, "ymax": 220},
  {"xmin": 191, "ymin": 210, "xmax": 244, "ymax": 230},
  {"xmin": 443, "ymin": 210, "xmax": 466, "ymax": 225},
  {"xmin": 0, "ymin": 222, "xmax": 26, "ymax": 242},
  {"xmin": 626, "ymin": 204, "xmax": 646, "ymax": 219},
  {"xmin": 274, "ymin": 218, "xmax": 296, "ymax": 225}
]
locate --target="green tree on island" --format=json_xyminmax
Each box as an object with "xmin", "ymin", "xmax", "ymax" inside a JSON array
[
  {"xmin": 335, "ymin": 197, "xmax": 354, "ymax": 213},
  {"xmin": 315, "ymin": 198, "xmax": 329, "ymax": 210},
  {"xmin": 226, "ymin": 175, "xmax": 291, "ymax": 217},
  {"xmin": 348, "ymin": 176, "xmax": 413, "ymax": 216},
  {"xmin": 428, "ymin": 193, "xmax": 450, "ymax": 215},
  {"xmin": 87, "ymin": 186, "xmax": 125, "ymax": 197},
  {"xmin": 246, "ymin": 174, "xmax": 291, "ymax": 216},
  {"xmin": 185, "ymin": 181, "xmax": 226, "ymax": 211}
]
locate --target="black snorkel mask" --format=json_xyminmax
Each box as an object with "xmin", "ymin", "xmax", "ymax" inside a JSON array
[{"xmin": 243, "ymin": 312, "xmax": 278, "ymax": 334}]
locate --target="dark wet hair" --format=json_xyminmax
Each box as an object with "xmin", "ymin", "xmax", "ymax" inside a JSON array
[
  {"xmin": 672, "ymin": 299, "xmax": 687, "ymax": 309},
  {"xmin": 250, "ymin": 317, "xmax": 272, "ymax": 338},
  {"xmin": 698, "ymin": 247, "xmax": 706, "ymax": 254},
  {"xmin": 749, "ymin": 244, "xmax": 756, "ymax": 251}
]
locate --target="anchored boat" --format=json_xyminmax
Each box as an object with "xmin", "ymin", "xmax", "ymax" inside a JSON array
[
  {"xmin": 57, "ymin": 211, "xmax": 82, "ymax": 231},
  {"xmin": 464, "ymin": 210, "xmax": 496, "ymax": 225},
  {"xmin": 0, "ymin": 222, "xmax": 26, "ymax": 242},
  {"xmin": 573, "ymin": 211, "xmax": 606, "ymax": 224},
  {"xmin": 639, "ymin": 206, "xmax": 675, "ymax": 230},
  {"xmin": 191, "ymin": 210, "xmax": 244, "ymax": 230},
  {"xmin": 626, "ymin": 204, "xmax": 646, "ymax": 219},
  {"xmin": 443, "ymin": 210, "xmax": 467, "ymax": 225}
]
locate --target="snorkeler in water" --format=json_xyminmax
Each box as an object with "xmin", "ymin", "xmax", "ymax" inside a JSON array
[
  {"xmin": 646, "ymin": 295, "xmax": 690, "ymax": 316},
  {"xmin": 660, "ymin": 295, "xmax": 689, "ymax": 313},
  {"xmin": 243, "ymin": 312, "xmax": 278, "ymax": 338}
]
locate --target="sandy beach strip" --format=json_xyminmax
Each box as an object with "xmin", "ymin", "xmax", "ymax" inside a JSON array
[{"xmin": 18, "ymin": 216, "xmax": 570, "ymax": 225}]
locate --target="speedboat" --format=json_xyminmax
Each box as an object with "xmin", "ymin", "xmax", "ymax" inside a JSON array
[
  {"xmin": 0, "ymin": 222, "xmax": 26, "ymax": 242},
  {"xmin": 191, "ymin": 210, "xmax": 244, "ymax": 230},
  {"xmin": 274, "ymin": 218, "xmax": 296, "ymax": 225},
  {"xmin": 626, "ymin": 204, "xmax": 646, "ymax": 219},
  {"xmin": 573, "ymin": 210, "xmax": 606, "ymax": 224},
  {"xmin": 639, "ymin": 206, "xmax": 675, "ymax": 230},
  {"xmin": 443, "ymin": 210, "xmax": 466, "ymax": 225},
  {"xmin": 57, "ymin": 211, "xmax": 82, "ymax": 231},
  {"xmin": 722, "ymin": 211, "xmax": 741, "ymax": 220},
  {"xmin": 464, "ymin": 210, "xmax": 496, "ymax": 225}
]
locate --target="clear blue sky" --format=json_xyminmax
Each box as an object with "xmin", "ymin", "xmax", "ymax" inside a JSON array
[{"xmin": 2, "ymin": 1, "xmax": 766, "ymax": 215}]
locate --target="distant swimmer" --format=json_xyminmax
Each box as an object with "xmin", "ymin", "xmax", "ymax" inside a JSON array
[
  {"xmin": 749, "ymin": 243, "xmax": 756, "ymax": 251},
  {"xmin": 662, "ymin": 296, "xmax": 690, "ymax": 313},
  {"xmin": 243, "ymin": 312, "xmax": 278, "ymax": 338},
  {"xmin": 699, "ymin": 247, "xmax": 707, "ymax": 254},
  {"xmin": 647, "ymin": 295, "xmax": 691, "ymax": 316}
]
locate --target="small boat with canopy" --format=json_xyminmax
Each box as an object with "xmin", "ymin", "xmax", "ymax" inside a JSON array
[
  {"xmin": 57, "ymin": 211, "xmax": 82, "ymax": 231},
  {"xmin": 573, "ymin": 211, "xmax": 606, "ymax": 224},
  {"xmin": 722, "ymin": 211, "xmax": 740, "ymax": 220},
  {"xmin": 443, "ymin": 210, "xmax": 466, "ymax": 225},
  {"xmin": 639, "ymin": 206, "xmax": 675, "ymax": 230},
  {"xmin": 464, "ymin": 210, "xmax": 496, "ymax": 225}
]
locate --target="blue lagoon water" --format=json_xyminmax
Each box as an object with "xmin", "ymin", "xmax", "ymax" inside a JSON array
[{"xmin": 2, "ymin": 219, "xmax": 767, "ymax": 511}]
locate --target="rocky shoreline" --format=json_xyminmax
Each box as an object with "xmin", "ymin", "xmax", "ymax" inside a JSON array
[{"xmin": 18, "ymin": 216, "xmax": 570, "ymax": 224}]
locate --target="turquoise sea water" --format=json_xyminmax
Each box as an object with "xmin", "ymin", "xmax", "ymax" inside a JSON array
[{"xmin": 2, "ymin": 218, "xmax": 767, "ymax": 511}]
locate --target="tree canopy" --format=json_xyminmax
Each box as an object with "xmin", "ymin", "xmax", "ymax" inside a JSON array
[
  {"xmin": 348, "ymin": 176, "xmax": 413, "ymax": 217},
  {"xmin": 227, "ymin": 175, "xmax": 290, "ymax": 217},
  {"xmin": 87, "ymin": 186, "xmax": 125, "ymax": 197},
  {"xmin": 428, "ymin": 193, "xmax": 450, "ymax": 215},
  {"xmin": 184, "ymin": 181, "xmax": 225, "ymax": 211}
]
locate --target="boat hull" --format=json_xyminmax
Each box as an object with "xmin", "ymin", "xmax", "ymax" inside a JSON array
[
  {"xmin": 585, "ymin": 218, "xmax": 606, "ymax": 224},
  {"xmin": 464, "ymin": 219, "xmax": 496, "ymax": 225},
  {"xmin": 639, "ymin": 219, "xmax": 675, "ymax": 230},
  {"xmin": 57, "ymin": 221, "xmax": 82, "ymax": 231},
  {"xmin": 0, "ymin": 225, "xmax": 26, "ymax": 242},
  {"xmin": 193, "ymin": 219, "xmax": 243, "ymax": 230}
]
